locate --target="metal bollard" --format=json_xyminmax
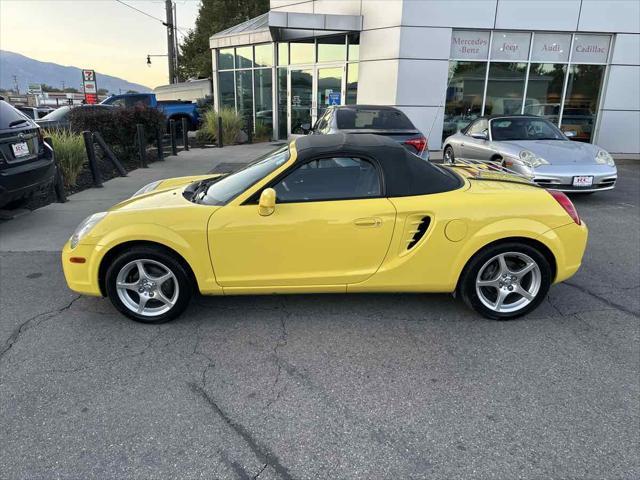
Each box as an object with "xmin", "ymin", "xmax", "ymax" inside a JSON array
[
  {"xmin": 181, "ymin": 117, "xmax": 189, "ymax": 151},
  {"xmin": 93, "ymin": 132, "xmax": 127, "ymax": 176},
  {"xmin": 156, "ymin": 128, "xmax": 164, "ymax": 161},
  {"xmin": 246, "ymin": 115, "xmax": 253, "ymax": 144},
  {"xmin": 136, "ymin": 124, "xmax": 148, "ymax": 168},
  {"xmin": 82, "ymin": 130, "xmax": 103, "ymax": 188},
  {"xmin": 217, "ymin": 116, "xmax": 223, "ymax": 148},
  {"xmin": 169, "ymin": 119, "xmax": 178, "ymax": 155}
]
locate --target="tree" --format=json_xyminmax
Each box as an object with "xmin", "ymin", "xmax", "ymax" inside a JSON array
[
  {"xmin": 41, "ymin": 83, "xmax": 63, "ymax": 92},
  {"xmin": 178, "ymin": 0, "xmax": 269, "ymax": 80},
  {"xmin": 126, "ymin": 90, "xmax": 139, "ymax": 94},
  {"xmin": 97, "ymin": 88, "xmax": 109, "ymax": 95},
  {"xmin": 63, "ymin": 87, "xmax": 79, "ymax": 93}
]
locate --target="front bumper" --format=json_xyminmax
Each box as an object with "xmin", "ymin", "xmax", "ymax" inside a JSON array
[
  {"xmin": 61, "ymin": 241, "xmax": 104, "ymax": 296},
  {"xmin": 531, "ymin": 164, "xmax": 617, "ymax": 192}
]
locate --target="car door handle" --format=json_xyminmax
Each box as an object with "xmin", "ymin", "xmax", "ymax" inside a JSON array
[{"xmin": 354, "ymin": 217, "xmax": 381, "ymax": 227}]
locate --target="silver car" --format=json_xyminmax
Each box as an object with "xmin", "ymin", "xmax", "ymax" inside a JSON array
[{"xmin": 442, "ymin": 116, "xmax": 617, "ymax": 192}]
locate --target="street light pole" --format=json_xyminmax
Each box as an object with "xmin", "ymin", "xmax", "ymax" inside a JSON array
[{"xmin": 165, "ymin": 0, "xmax": 176, "ymax": 84}]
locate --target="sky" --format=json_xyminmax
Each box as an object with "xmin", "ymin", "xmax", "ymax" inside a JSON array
[{"xmin": 0, "ymin": 0, "xmax": 201, "ymax": 88}]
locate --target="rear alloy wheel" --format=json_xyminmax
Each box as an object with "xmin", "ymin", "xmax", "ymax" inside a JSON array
[
  {"xmin": 105, "ymin": 246, "xmax": 192, "ymax": 323},
  {"xmin": 459, "ymin": 243, "xmax": 552, "ymax": 320},
  {"xmin": 443, "ymin": 146, "xmax": 455, "ymax": 164}
]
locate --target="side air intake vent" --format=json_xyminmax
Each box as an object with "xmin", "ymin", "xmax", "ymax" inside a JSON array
[{"xmin": 407, "ymin": 216, "xmax": 431, "ymax": 250}]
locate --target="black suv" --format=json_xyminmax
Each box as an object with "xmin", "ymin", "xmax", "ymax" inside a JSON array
[{"xmin": 0, "ymin": 99, "xmax": 56, "ymax": 209}]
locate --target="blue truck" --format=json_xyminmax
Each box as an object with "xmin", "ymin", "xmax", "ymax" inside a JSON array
[{"xmin": 100, "ymin": 93, "xmax": 200, "ymax": 131}]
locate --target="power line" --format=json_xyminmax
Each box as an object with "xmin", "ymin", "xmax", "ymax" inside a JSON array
[
  {"xmin": 114, "ymin": 0, "xmax": 167, "ymax": 25},
  {"xmin": 114, "ymin": 0, "xmax": 189, "ymax": 33}
]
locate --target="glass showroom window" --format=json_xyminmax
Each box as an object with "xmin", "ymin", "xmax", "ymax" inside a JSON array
[
  {"xmin": 235, "ymin": 69, "xmax": 253, "ymax": 118},
  {"xmin": 444, "ymin": 30, "xmax": 611, "ymax": 144},
  {"xmin": 254, "ymin": 68, "xmax": 273, "ymax": 136},
  {"xmin": 444, "ymin": 30, "xmax": 490, "ymax": 141},
  {"xmin": 219, "ymin": 71, "xmax": 235, "ymax": 109},
  {"xmin": 443, "ymin": 62, "xmax": 487, "ymax": 139},
  {"xmin": 484, "ymin": 31, "xmax": 531, "ymax": 116},
  {"xmin": 562, "ymin": 65, "xmax": 605, "ymax": 142},
  {"xmin": 277, "ymin": 68, "xmax": 287, "ymax": 140}
]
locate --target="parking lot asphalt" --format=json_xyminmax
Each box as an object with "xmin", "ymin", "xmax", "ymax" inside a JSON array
[{"xmin": 1, "ymin": 159, "xmax": 638, "ymax": 479}]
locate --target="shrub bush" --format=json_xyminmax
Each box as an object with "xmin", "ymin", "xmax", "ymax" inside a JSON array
[
  {"xmin": 68, "ymin": 106, "xmax": 165, "ymax": 162},
  {"xmin": 46, "ymin": 130, "xmax": 86, "ymax": 187},
  {"xmin": 255, "ymin": 120, "xmax": 272, "ymax": 142},
  {"xmin": 201, "ymin": 107, "xmax": 244, "ymax": 145}
]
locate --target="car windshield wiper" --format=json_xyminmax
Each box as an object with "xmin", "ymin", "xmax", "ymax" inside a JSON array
[
  {"xmin": 185, "ymin": 176, "xmax": 226, "ymax": 204},
  {"xmin": 9, "ymin": 119, "xmax": 28, "ymax": 127}
]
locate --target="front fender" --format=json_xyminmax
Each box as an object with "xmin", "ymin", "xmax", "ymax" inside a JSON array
[{"xmin": 91, "ymin": 223, "xmax": 220, "ymax": 294}]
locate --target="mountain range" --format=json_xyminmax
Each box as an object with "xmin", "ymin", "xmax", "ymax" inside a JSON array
[{"xmin": 0, "ymin": 50, "xmax": 151, "ymax": 94}]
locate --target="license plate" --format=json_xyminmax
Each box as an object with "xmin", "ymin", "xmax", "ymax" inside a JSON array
[
  {"xmin": 573, "ymin": 176, "xmax": 593, "ymax": 187},
  {"xmin": 11, "ymin": 141, "xmax": 30, "ymax": 158}
]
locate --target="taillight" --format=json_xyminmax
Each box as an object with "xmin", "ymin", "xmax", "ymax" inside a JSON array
[
  {"xmin": 548, "ymin": 189, "xmax": 581, "ymax": 225},
  {"xmin": 404, "ymin": 135, "xmax": 427, "ymax": 155}
]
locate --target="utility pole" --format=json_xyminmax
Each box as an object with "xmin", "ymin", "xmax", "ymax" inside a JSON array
[
  {"xmin": 173, "ymin": 2, "xmax": 179, "ymax": 81},
  {"xmin": 165, "ymin": 0, "xmax": 176, "ymax": 84},
  {"xmin": 12, "ymin": 75, "xmax": 19, "ymax": 93}
]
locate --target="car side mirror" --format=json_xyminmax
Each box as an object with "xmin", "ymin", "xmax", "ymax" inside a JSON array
[
  {"xmin": 258, "ymin": 188, "xmax": 276, "ymax": 216},
  {"xmin": 564, "ymin": 130, "xmax": 577, "ymax": 138},
  {"xmin": 300, "ymin": 122, "xmax": 311, "ymax": 134},
  {"xmin": 470, "ymin": 131, "xmax": 488, "ymax": 140}
]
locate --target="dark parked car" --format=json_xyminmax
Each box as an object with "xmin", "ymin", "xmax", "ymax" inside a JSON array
[
  {"xmin": 303, "ymin": 105, "xmax": 429, "ymax": 160},
  {"xmin": 0, "ymin": 99, "xmax": 56, "ymax": 209},
  {"xmin": 36, "ymin": 104, "xmax": 115, "ymax": 130}
]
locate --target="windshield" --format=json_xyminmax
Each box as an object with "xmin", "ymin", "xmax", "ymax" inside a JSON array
[
  {"xmin": 491, "ymin": 117, "xmax": 566, "ymax": 141},
  {"xmin": 40, "ymin": 106, "xmax": 71, "ymax": 121},
  {"xmin": 201, "ymin": 146, "xmax": 290, "ymax": 205}
]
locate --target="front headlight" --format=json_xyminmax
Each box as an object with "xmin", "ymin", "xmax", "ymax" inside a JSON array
[
  {"xmin": 595, "ymin": 149, "xmax": 615, "ymax": 166},
  {"xmin": 519, "ymin": 150, "xmax": 549, "ymax": 168},
  {"xmin": 131, "ymin": 180, "xmax": 161, "ymax": 198},
  {"xmin": 70, "ymin": 212, "xmax": 107, "ymax": 249}
]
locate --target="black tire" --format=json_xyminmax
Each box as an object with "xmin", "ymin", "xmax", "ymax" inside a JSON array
[
  {"xmin": 443, "ymin": 145, "xmax": 455, "ymax": 164},
  {"xmin": 105, "ymin": 245, "xmax": 193, "ymax": 323},
  {"xmin": 458, "ymin": 242, "xmax": 552, "ymax": 320}
]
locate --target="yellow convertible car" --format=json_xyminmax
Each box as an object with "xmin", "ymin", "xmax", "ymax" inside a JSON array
[{"xmin": 62, "ymin": 134, "xmax": 587, "ymax": 323}]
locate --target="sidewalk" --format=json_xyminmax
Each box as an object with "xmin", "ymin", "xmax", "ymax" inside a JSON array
[{"xmin": 0, "ymin": 143, "xmax": 277, "ymax": 253}]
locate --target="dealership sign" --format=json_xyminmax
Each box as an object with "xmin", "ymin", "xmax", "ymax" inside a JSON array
[
  {"xmin": 450, "ymin": 31, "xmax": 490, "ymax": 60},
  {"xmin": 82, "ymin": 69, "xmax": 98, "ymax": 104},
  {"xmin": 573, "ymin": 35, "xmax": 610, "ymax": 63},
  {"xmin": 531, "ymin": 33, "xmax": 571, "ymax": 62}
]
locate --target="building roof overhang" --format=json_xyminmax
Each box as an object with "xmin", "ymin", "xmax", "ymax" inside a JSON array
[{"xmin": 209, "ymin": 11, "xmax": 363, "ymax": 49}]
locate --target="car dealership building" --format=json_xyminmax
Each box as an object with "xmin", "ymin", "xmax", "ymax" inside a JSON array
[{"xmin": 209, "ymin": 0, "xmax": 640, "ymax": 153}]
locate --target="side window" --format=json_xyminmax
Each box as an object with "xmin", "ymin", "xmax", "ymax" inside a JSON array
[
  {"xmin": 467, "ymin": 119, "xmax": 488, "ymax": 135},
  {"xmin": 273, "ymin": 157, "xmax": 381, "ymax": 202},
  {"xmin": 110, "ymin": 98, "xmax": 126, "ymax": 107},
  {"xmin": 125, "ymin": 95, "xmax": 150, "ymax": 108}
]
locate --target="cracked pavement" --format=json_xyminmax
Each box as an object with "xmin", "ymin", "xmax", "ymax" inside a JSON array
[{"xmin": 0, "ymin": 164, "xmax": 638, "ymax": 479}]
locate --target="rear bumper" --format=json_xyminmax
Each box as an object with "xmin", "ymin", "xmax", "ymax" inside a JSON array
[
  {"xmin": 539, "ymin": 221, "xmax": 589, "ymax": 284},
  {"xmin": 0, "ymin": 156, "xmax": 56, "ymax": 207}
]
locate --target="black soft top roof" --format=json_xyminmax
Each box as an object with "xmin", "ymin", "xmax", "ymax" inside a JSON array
[{"xmin": 293, "ymin": 133, "xmax": 461, "ymax": 197}]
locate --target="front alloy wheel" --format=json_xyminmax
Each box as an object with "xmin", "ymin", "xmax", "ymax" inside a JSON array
[
  {"xmin": 105, "ymin": 246, "xmax": 192, "ymax": 323},
  {"xmin": 459, "ymin": 243, "xmax": 551, "ymax": 320}
]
